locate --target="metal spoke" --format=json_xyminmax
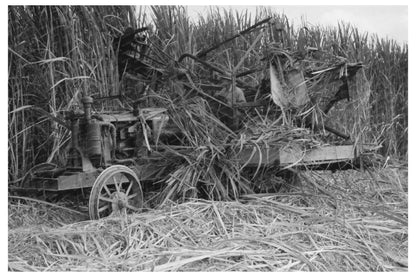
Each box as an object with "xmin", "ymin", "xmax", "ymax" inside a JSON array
[
  {"xmin": 113, "ymin": 176, "xmax": 120, "ymax": 192},
  {"xmin": 125, "ymin": 181, "xmax": 134, "ymax": 195},
  {"xmin": 99, "ymin": 196, "xmax": 115, "ymax": 203},
  {"xmin": 98, "ymin": 205, "xmax": 110, "ymax": 213},
  {"xmin": 126, "ymin": 204, "xmax": 141, "ymax": 212},
  {"xmin": 102, "ymin": 184, "xmax": 112, "ymax": 196},
  {"xmin": 127, "ymin": 192, "xmax": 138, "ymax": 199}
]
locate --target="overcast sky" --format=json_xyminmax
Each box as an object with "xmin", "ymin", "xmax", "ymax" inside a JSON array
[{"xmin": 186, "ymin": 5, "xmax": 408, "ymax": 44}]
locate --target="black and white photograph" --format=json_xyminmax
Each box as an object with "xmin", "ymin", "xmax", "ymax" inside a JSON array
[{"xmin": 6, "ymin": 2, "xmax": 410, "ymax": 272}]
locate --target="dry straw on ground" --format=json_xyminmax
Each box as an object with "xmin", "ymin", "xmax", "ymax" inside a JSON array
[{"xmin": 8, "ymin": 167, "xmax": 407, "ymax": 272}]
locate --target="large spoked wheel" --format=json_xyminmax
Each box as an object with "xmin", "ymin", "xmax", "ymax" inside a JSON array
[{"xmin": 89, "ymin": 165, "xmax": 143, "ymax": 220}]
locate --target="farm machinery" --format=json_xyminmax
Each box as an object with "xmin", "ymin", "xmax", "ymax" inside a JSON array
[{"xmin": 21, "ymin": 20, "xmax": 367, "ymax": 220}]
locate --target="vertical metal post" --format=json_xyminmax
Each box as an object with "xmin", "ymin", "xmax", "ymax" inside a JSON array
[{"xmin": 82, "ymin": 96, "xmax": 93, "ymax": 123}]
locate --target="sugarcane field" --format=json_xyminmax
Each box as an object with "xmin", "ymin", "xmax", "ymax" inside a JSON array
[{"xmin": 7, "ymin": 5, "xmax": 408, "ymax": 272}]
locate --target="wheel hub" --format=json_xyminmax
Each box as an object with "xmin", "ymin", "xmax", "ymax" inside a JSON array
[{"xmin": 111, "ymin": 191, "xmax": 129, "ymax": 212}]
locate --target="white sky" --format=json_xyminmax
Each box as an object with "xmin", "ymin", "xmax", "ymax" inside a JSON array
[{"xmin": 186, "ymin": 5, "xmax": 408, "ymax": 44}]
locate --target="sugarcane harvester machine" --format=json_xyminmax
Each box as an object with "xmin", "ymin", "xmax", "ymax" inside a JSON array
[
  {"xmin": 22, "ymin": 20, "xmax": 364, "ymax": 220},
  {"xmin": 25, "ymin": 95, "xmax": 179, "ymax": 220}
]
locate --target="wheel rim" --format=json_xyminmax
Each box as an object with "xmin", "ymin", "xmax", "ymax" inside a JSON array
[{"xmin": 89, "ymin": 165, "xmax": 143, "ymax": 220}]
